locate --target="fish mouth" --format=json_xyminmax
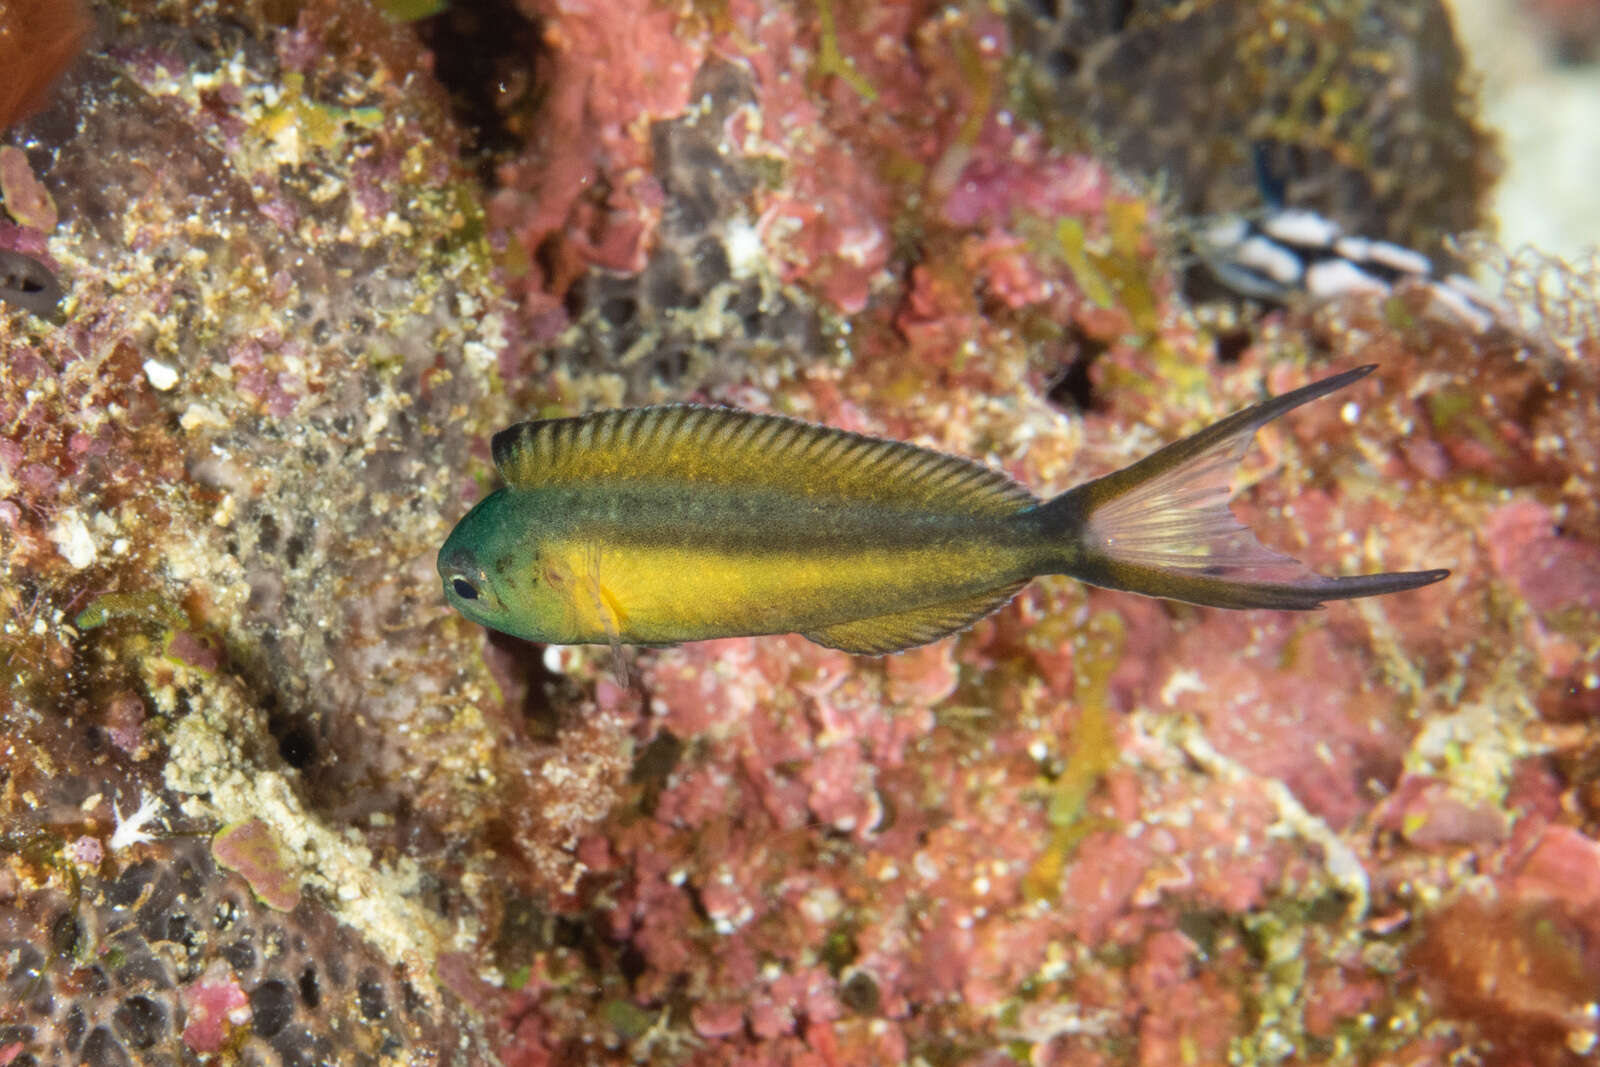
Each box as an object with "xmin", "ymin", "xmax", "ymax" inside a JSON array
[{"xmin": 435, "ymin": 539, "xmax": 474, "ymax": 581}]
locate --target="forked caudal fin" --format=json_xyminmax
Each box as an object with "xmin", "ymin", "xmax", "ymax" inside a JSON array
[{"xmin": 1031, "ymin": 365, "xmax": 1449, "ymax": 610}]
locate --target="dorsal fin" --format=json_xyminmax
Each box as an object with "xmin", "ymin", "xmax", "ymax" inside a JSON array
[
  {"xmin": 491, "ymin": 406, "xmax": 1036, "ymax": 517},
  {"xmin": 803, "ymin": 581, "xmax": 1027, "ymax": 655}
]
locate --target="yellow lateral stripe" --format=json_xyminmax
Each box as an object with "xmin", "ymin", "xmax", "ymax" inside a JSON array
[{"xmin": 547, "ymin": 536, "xmax": 1014, "ymax": 644}]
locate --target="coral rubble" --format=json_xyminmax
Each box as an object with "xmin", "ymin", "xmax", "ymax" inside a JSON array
[{"xmin": 3, "ymin": 0, "xmax": 1598, "ymax": 1065}]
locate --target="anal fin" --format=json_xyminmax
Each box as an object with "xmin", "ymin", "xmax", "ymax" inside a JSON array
[{"xmin": 802, "ymin": 582, "xmax": 1026, "ymax": 656}]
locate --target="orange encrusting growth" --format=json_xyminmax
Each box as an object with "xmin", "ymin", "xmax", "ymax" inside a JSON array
[{"xmin": 0, "ymin": 0, "xmax": 89, "ymax": 133}]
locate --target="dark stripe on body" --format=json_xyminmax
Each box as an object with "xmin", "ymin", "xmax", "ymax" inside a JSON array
[{"xmin": 508, "ymin": 483, "xmax": 1032, "ymax": 557}]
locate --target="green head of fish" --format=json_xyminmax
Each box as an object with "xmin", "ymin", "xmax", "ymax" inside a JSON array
[{"xmin": 437, "ymin": 488, "xmax": 573, "ymax": 643}]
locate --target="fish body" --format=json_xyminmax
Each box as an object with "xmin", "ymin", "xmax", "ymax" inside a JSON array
[
  {"xmin": 438, "ymin": 367, "xmax": 1447, "ymax": 655},
  {"xmin": 442, "ymin": 480, "xmax": 1030, "ymax": 650}
]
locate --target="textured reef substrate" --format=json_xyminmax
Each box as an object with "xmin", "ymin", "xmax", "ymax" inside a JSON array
[{"xmin": 2, "ymin": 0, "xmax": 1599, "ymax": 1064}]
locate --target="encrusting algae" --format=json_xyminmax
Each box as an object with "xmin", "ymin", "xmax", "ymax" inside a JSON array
[{"xmin": 439, "ymin": 365, "xmax": 1446, "ymax": 653}]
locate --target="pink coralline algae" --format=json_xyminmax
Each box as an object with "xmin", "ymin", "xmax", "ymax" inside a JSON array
[
  {"xmin": 211, "ymin": 819, "xmax": 303, "ymax": 913},
  {"xmin": 1409, "ymin": 823, "xmax": 1600, "ymax": 1063},
  {"xmin": 0, "ymin": 145, "xmax": 57, "ymax": 232},
  {"xmin": 179, "ymin": 962, "xmax": 253, "ymax": 1054},
  {"xmin": 3, "ymin": 0, "xmax": 1599, "ymax": 1065},
  {"xmin": 1485, "ymin": 497, "xmax": 1600, "ymax": 714},
  {"xmin": 64, "ymin": 834, "xmax": 104, "ymax": 868}
]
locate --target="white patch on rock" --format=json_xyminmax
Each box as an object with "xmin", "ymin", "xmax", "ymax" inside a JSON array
[
  {"xmin": 50, "ymin": 510, "xmax": 97, "ymax": 568},
  {"xmin": 143, "ymin": 359, "xmax": 180, "ymax": 391},
  {"xmin": 724, "ymin": 218, "xmax": 765, "ymax": 278}
]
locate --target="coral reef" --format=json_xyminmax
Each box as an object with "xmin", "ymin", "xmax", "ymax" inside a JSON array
[
  {"xmin": 1, "ymin": 1, "xmax": 617, "ymax": 1060},
  {"xmin": 0, "ymin": 835, "xmax": 466, "ymax": 1063},
  {"xmin": 3, "ymin": 0, "xmax": 1597, "ymax": 1065}
]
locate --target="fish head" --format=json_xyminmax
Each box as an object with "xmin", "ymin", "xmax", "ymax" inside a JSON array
[{"xmin": 437, "ymin": 488, "xmax": 570, "ymax": 642}]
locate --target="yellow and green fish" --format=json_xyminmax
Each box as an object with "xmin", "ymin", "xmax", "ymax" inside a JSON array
[{"xmin": 438, "ymin": 366, "xmax": 1446, "ymax": 656}]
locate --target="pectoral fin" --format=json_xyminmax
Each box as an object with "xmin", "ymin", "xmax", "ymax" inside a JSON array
[
  {"xmin": 803, "ymin": 581, "xmax": 1027, "ymax": 655},
  {"xmin": 582, "ymin": 541, "xmax": 630, "ymax": 684}
]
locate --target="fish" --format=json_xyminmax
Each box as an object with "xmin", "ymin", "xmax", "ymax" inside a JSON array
[
  {"xmin": 437, "ymin": 365, "xmax": 1447, "ymax": 656},
  {"xmin": 1189, "ymin": 147, "xmax": 1503, "ymax": 332},
  {"xmin": 0, "ymin": 249, "xmax": 62, "ymax": 316},
  {"xmin": 1193, "ymin": 209, "xmax": 1504, "ymax": 332}
]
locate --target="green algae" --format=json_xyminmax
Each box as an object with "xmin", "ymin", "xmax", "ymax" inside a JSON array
[
  {"xmin": 1424, "ymin": 387, "xmax": 1511, "ymax": 460},
  {"xmin": 1055, "ymin": 218, "xmax": 1116, "ymax": 311},
  {"xmin": 951, "ymin": 28, "xmax": 996, "ymax": 154},
  {"xmin": 1040, "ymin": 201, "xmax": 1163, "ymax": 336},
  {"xmin": 379, "ymin": 0, "xmax": 448, "ymax": 20},
  {"xmin": 813, "ymin": 0, "xmax": 878, "ymax": 102},
  {"xmin": 1024, "ymin": 611, "xmax": 1124, "ymax": 900},
  {"xmin": 74, "ymin": 589, "xmax": 186, "ymax": 632},
  {"xmin": 602, "ymin": 998, "xmax": 657, "ymax": 1041}
]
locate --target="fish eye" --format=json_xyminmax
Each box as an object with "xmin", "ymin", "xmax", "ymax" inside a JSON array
[{"xmin": 451, "ymin": 577, "xmax": 479, "ymax": 600}]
